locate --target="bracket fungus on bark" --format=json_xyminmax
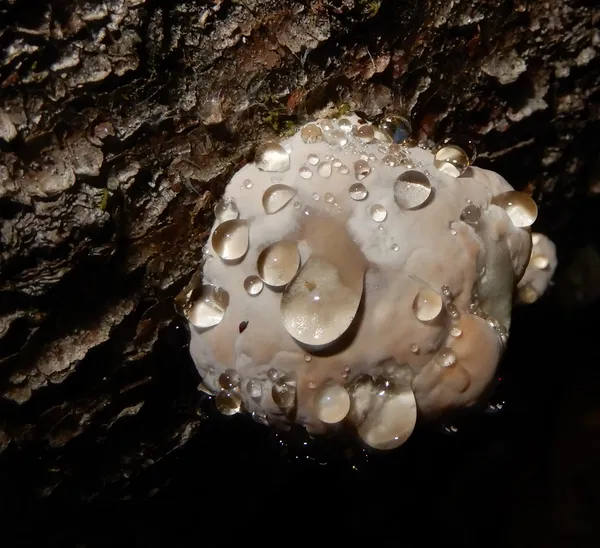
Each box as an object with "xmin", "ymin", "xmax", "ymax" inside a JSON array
[{"xmin": 179, "ymin": 114, "xmax": 554, "ymax": 451}]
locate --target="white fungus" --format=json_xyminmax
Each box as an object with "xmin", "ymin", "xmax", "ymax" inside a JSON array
[{"xmin": 183, "ymin": 114, "xmax": 555, "ymax": 450}]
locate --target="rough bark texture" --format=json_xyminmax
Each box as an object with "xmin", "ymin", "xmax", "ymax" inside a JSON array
[{"xmin": 1, "ymin": 0, "xmax": 599, "ymax": 546}]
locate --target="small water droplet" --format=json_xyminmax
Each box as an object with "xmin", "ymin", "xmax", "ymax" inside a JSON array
[
  {"xmin": 318, "ymin": 119, "xmax": 334, "ymax": 132},
  {"xmin": 293, "ymin": 201, "xmax": 302, "ymax": 210},
  {"xmin": 339, "ymin": 164, "xmax": 349, "ymax": 174},
  {"xmin": 369, "ymin": 204, "xmax": 387, "ymax": 222},
  {"xmin": 257, "ymin": 240, "xmax": 300, "ymax": 287},
  {"xmin": 532, "ymin": 254, "xmax": 549, "ymax": 269},
  {"xmin": 315, "ymin": 383, "xmax": 351, "ymax": 424},
  {"xmin": 262, "ymin": 184, "xmax": 297, "ymax": 214},
  {"xmin": 391, "ymin": 243, "xmax": 399, "ymax": 252},
  {"xmin": 326, "ymin": 129, "xmax": 349, "ymax": 147},
  {"xmin": 252, "ymin": 410, "xmax": 268, "ymax": 425},
  {"xmin": 332, "ymin": 158, "xmax": 342, "ymax": 168},
  {"xmin": 255, "ymin": 141, "xmax": 291, "ymax": 172},
  {"xmin": 450, "ymin": 326, "xmax": 463, "ymax": 337},
  {"xmin": 317, "ymin": 161, "xmax": 333, "ymax": 178},
  {"xmin": 446, "ymin": 302, "xmax": 460, "ymax": 318},
  {"xmin": 299, "ymin": 166, "xmax": 313, "ymax": 179},
  {"xmin": 441, "ymin": 285, "xmax": 452, "ymax": 299},
  {"xmin": 244, "ymin": 275, "xmax": 264, "ymax": 296},
  {"xmin": 413, "ymin": 288, "xmax": 443, "ymax": 322},
  {"xmin": 349, "ymin": 183, "xmax": 368, "ymax": 201},
  {"xmin": 214, "ymin": 198, "xmax": 239, "ymax": 222},
  {"xmin": 301, "ymin": 123, "xmax": 323, "ymax": 143},
  {"xmin": 304, "ymin": 354, "xmax": 312, "ymax": 362},
  {"xmin": 215, "ymin": 390, "xmax": 242, "ymax": 415},
  {"xmin": 281, "ymin": 256, "xmax": 363, "ymax": 347},
  {"xmin": 491, "ymin": 191, "xmax": 538, "ymax": 228},
  {"xmin": 460, "ymin": 204, "xmax": 481, "ymax": 225},
  {"xmin": 185, "ymin": 284, "xmax": 230, "ymax": 329},
  {"xmin": 307, "ymin": 153, "xmax": 320, "ymax": 165},
  {"xmin": 211, "ymin": 219, "xmax": 249, "ymax": 261},
  {"xmin": 324, "ymin": 192, "xmax": 335, "ymax": 203},
  {"xmin": 219, "ymin": 369, "xmax": 240, "ymax": 389},
  {"xmin": 378, "ymin": 224, "xmax": 384, "ymax": 231},
  {"xmin": 442, "ymin": 134, "xmax": 477, "ymax": 164},
  {"xmin": 246, "ymin": 379, "xmax": 263, "ymax": 400},
  {"xmin": 272, "ymin": 374, "xmax": 297, "ymax": 410},
  {"xmin": 338, "ymin": 118, "xmax": 353, "ymax": 133},
  {"xmin": 410, "ymin": 343, "xmax": 419, "ymax": 353},
  {"xmin": 434, "ymin": 348, "xmax": 457, "ymax": 368},
  {"xmin": 353, "ymin": 124, "xmax": 375, "ymax": 143},
  {"xmin": 433, "ymin": 145, "xmax": 469, "ymax": 177},
  {"xmin": 268, "ymin": 368, "xmax": 280, "ymax": 382},
  {"xmin": 394, "ymin": 171, "xmax": 432, "ymax": 209},
  {"xmin": 312, "ymin": 193, "xmax": 320, "ymax": 201},
  {"xmin": 354, "ymin": 159, "xmax": 371, "ymax": 180},
  {"xmin": 243, "ymin": 179, "xmax": 253, "ymax": 189},
  {"xmin": 378, "ymin": 116, "xmax": 412, "ymax": 144},
  {"xmin": 303, "ymin": 206, "xmax": 311, "ymax": 216},
  {"xmin": 382, "ymin": 155, "xmax": 399, "ymax": 167}
]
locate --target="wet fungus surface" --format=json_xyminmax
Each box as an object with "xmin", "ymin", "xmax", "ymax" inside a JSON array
[{"xmin": 180, "ymin": 114, "xmax": 551, "ymax": 451}]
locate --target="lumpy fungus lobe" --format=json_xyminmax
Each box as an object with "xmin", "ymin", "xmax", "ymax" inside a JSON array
[{"xmin": 180, "ymin": 114, "xmax": 554, "ymax": 450}]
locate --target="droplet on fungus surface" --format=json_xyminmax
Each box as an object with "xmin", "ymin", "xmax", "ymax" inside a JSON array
[
  {"xmin": 257, "ymin": 241, "xmax": 300, "ymax": 287},
  {"xmin": 216, "ymin": 390, "xmax": 242, "ymax": 415},
  {"xmin": 349, "ymin": 183, "xmax": 368, "ymax": 201},
  {"xmin": 315, "ymin": 383, "xmax": 351, "ymax": 424},
  {"xmin": 214, "ymin": 198, "xmax": 239, "ymax": 223},
  {"xmin": 433, "ymin": 144, "xmax": 469, "ymax": 177},
  {"xmin": 378, "ymin": 115, "xmax": 412, "ymax": 144},
  {"xmin": 369, "ymin": 204, "xmax": 387, "ymax": 222},
  {"xmin": 299, "ymin": 166, "xmax": 313, "ymax": 179},
  {"xmin": 262, "ymin": 184, "xmax": 297, "ymax": 214},
  {"xmin": 491, "ymin": 191, "xmax": 538, "ymax": 228},
  {"xmin": 394, "ymin": 171, "xmax": 432, "ymax": 209},
  {"xmin": 255, "ymin": 141, "xmax": 291, "ymax": 172},
  {"xmin": 244, "ymin": 275, "xmax": 264, "ymax": 296},
  {"xmin": 460, "ymin": 204, "xmax": 481, "ymax": 225},
  {"xmin": 412, "ymin": 288, "xmax": 443, "ymax": 322},
  {"xmin": 186, "ymin": 285, "xmax": 229, "ymax": 329},
  {"xmin": 354, "ymin": 159, "xmax": 371, "ymax": 180},
  {"xmin": 300, "ymin": 123, "xmax": 323, "ymax": 143},
  {"xmin": 211, "ymin": 219, "xmax": 249, "ymax": 261},
  {"xmin": 272, "ymin": 374, "xmax": 297, "ymax": 411},
  {"xmin": 219, "ymin": 369, "xmax": 240, "ymax": 389}
]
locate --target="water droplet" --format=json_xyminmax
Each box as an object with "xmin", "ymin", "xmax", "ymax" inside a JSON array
[
  {"xmin": 491, "ymin": 191, "xmax": 538, "ymax": 228},
  {"xmin": 378, "ymin": 224, "xmax": 384, "ymax": 231},
  {"xmin": 318, "ymin": 119, "xmax": 334, "ymax": 132},
  {"xmin": 299, "ymin": 166, "xmax": 313, "ymax": 179},
  {"xmin": 304, "ymin": 354, "xmax": 312, "ymax": 362},
  {"xmin": 339, "ymin": 165, "xmax": 349, "ymax": 174},
  {"xmin": 243, "ymin": 275, "xmax": 264, "ymax": 296},
  {"xmin": 532, "ymin": 254, "xmax": 549, "ymax": 269},
  {"xmin": 450, "ymin": 326, "xmax": 463, "ymax": 337},
  {"xmin": 326, "ymin": 129, "xmax": 348, "ymax": 147},
  {"xmin": 214, "ymin": 198, "xmax": 239, "ymax": 223},
  {"xmin": 317, "ymin": 161, "xmax": 333, "ymax": 178},
  {"xmin": 324, "ymin": 192, "xmax": 335, "ymax": 203},
  {"xmin": 272, "ymin": 374, "xmax": 297, "ymax": 410},
  {"xmin": 211, "ymin": 219, "xmax": 249, "ymax": 261},
  {"xmin": 332, "ymin": 158, "xmax": 342, "ymax": 168},
  {"xmin": 434, "ymin": 347, "xmax": 456, "ymax": 367},
  {"xmin": 255, "ymin": 141, "xmax": 291, "ymax": 172},
  {"xmin": 518, "ymin": 283, "xmax": 539, "ymax": 304},
  {"xmin": 354, "ymin": 160, "xmax": 371, "ymax": 180},
  {"xmin": 382, "ymin": 155, "xmax": 399, "ymax": 167},
  {"xmin": 353, "ymin": 124, "xmax": 375, "ymax": 143},
  {"xmin": 215, "ymin": 390, "xmax": 242, "ymax": 415},
  {"xmin": 307, "ymin": 153, "xmax": 320, "ymax": 165},
  {"xmin": 315, "ymin": 383, "xmax": 351, "ymax": 424},
  {"xmin": 378, "ymin": 116, "xmax": 412, "ymax": 144},
  {"xmin": 338, "ymin": 118, "xmax": 353, "ymax": 133},
  {"xmin": 185, "ymin": 284, "xmax": 230, "ymax": 329},
  {"xmin": 301, "ymin": 123, "xmax": 323, "ymax": 143},
  {"xmin": 281, "ymin": 256, "xmax": 363, "ymax": 347},
  {"xmin": 410, "ymin": 343, "xmax": 419, "ymax": 353},
  {"xmin": 293, "ymin": 201, "xmax": 302, "ymax": 210},
  {"xmin": 257, "ymin": 240, "xmax": 300, "ymax": 287},
  {"xmin": 441, "ymin": 285, "xmax": 452, "ymax": 299},
  {"xmin": 412, "ymin": 288, "xmax": 443, "ymax": 322},
  {"xmin": 252, "ymin": 410, "xmax": 268, "ymax": 425},
  {"xmin": 442, "ymin": 134, "xmax": 477, "ymax": 164},
  {"xmin": 460, "ymin": 204, "xmax": 481, "ymax": 225},
  {"xmin": 369, "ymin": 204, "xmax": 387, "ymax": 222},
  {"xmin": 394, "ymin": 171, "xmax": 432, "ymax": 209},
  {"xmin": 246, "ymin": 379, "xmax": 263, "ymax": 400},
  {"xmin": 267, "ymin": 368, "xmax": 280, "ymax": 382},
  {"xmin": 391, "ymin": 243, "xmax": 399, "ymax": 252},
  {"xmin": 262, "ymin": 184, "xmax": 297, "ymax": 214},
  {"xmin": 243, "ymin": 179, "xmax": 253, "ymax": 189},
  {"xmin": 433, "ymin": 145, "xmax": 469, "ymax": 177},
  {"xmin": 446, "ymin": 302, "xmax": 459, "ymax": 318},
  {"xmin": 349, "ymin": 183, "xmax": 368, "ymax": 201},
  {"xmin": 219, "ymin": 369, "xmax": 240, "ymax": 389},
  {"xmin": 312, "ymin": 193, "xmax": 320, "ymax": 201},
  {"xmin": 303, "ymin": 206, "xmax": 311, "ymax": 216}
]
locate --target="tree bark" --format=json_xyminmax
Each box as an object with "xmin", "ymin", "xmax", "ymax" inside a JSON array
[{"xmin": 1, "ymin": 0, "xmax": 599, "ymax": 546}]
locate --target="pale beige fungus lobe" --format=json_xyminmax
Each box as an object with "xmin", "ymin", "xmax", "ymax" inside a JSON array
[{"xmin": 184, "ymin": 114, "xmax": 556, "ymax": 450}]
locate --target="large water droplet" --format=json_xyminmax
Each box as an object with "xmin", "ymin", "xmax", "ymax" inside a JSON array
[
  {"xmin": 354, "ymin": 160, "xmax": 371, "ymax": 181},
  {"xmin": 315, "ymin": 382, "xmax": 351, "ymax": 424},
  {"xmin": 338, "ymin": 118, "xmax": 353, "ymax": 133},
  {"xmin": 186, "ymin": 284, "xmax": 230, "ymax": 329},
  {"xmin": 211, "ymin": 219, "xmax": 249, "ymax": 261},
  {"xmin": 442, "ymin": 134, "xmax": 477, "ymax": 164},
  {"xmin": 272, "ymin": 374, "xmax": 297, "ymax": 411},
  {"xmin": 378, "ymin": 116, "xmax": 412, "ymax": 144},
  {"xmin": 301, "ymin": 123, "xmax": 323, "ymax": 143},
  {"xmin": 246, "ymin": 379, "xmax": 263, "ymax": 400},
  {"xmin": 491, "ymin": 191, "xmax": 538, "ymax": 228},
  {"xmin": 325, "ymin": 129, "xmax": 348, "ymax": 147},
  {"xmin": 394, "ymin": 171, "xmax": 432, "ymax": 209},
  {"xmin": 412, "ymin": 288, "xmax": 443, "ymax": 322},
  {"xmin": 353, "ymin": 124, "xmax": 375, "ymax": 143},
  {"xmin": 244, "ymin": 275, "xmax": 264, "ymax": 296},
  {"xmin": 299, "ymin": 166, "xmax": 313, "ymax": 179},
  {"xmin": 214, "ymin": 198, "xmax": 239, "ymax": 223},
  {"xmin": 219, "ymin": 369, "xmax": 240, "ymax": 389},
  {"xmin": 433, "ymin": 145, "xmax": 469, "ymax": 177},
  {"xmin": 434, "ymin": 347, "xmax": 457, "ymax": 367},
  {"xmin": 460, "ymin": 204, "xmax": 481, "ymax": 225},
  {"xmin": 307, "ymin": 153, "xmax": 320, "ymax": 165},
  {"xmin": 262, "ymin": 184, "xmax": 297, "ymax": 214},
  {"xmin": 281, "ymin": 256, "xmax": 363, "ymax": 347},
  {"xmin": 531, "ymin": 254, "xmax": 549, "ymax": 269},
  {"xmin": 257, "ymin": 241, "xmax": 300, "ymax": 287},
  {"xmin": 215, "ymin": 390, "xmax": 242, "ymax": 415},
  {"xmin": 349, "ymin": 183, "xmax": 368, "ymax": 201},
  {"xmin": 369, "ymin": 204, "xmax": 387, "ymax": 222},
  {"xmin": 255, "ymin": 141, "xmax": 291, "ymax": 172},
  {"xmin": 317, "ymin": 161, "xmax": 333, "ymax": 178}
]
